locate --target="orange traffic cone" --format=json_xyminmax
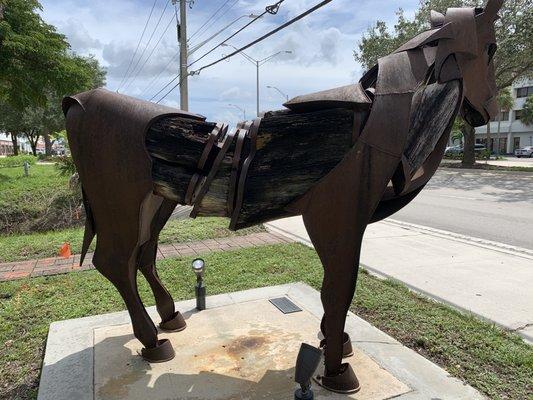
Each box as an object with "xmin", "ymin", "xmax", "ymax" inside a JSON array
[{"xmin": 59, "ymin": 243, "xmax": 72, "ymax": 258}]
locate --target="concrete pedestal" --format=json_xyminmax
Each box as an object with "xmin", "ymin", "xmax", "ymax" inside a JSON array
[{"xmin": 38, "ymin": 283, "xmax": 484, "ymax": 400}]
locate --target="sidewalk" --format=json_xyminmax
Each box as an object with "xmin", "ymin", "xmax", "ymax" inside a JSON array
[
  {"xmin": 266, "ymin": 216, "xmax": 533, "ymax": 343},
  {"xmin": 0, "ymin": 231, "xmax": 293, "ymax": 282},
  {"xmin": 443, "ymin": 158, "xmax": 533, "ymax": 168}
]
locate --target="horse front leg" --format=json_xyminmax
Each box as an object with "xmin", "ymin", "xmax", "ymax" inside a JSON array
[
  {"xmin": 291, "ymin": 142, "xmax": 401, "ymax": 393},
  {"xmin": 301, "ymin": 210, "xmax": 365, "ymax": 394}
]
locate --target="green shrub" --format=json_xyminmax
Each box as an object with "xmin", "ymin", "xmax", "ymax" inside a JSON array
[
  {"xmin": 478, "ymin": 149, "xmax": 492, "ymax": 160},
  {"xmin": 0, "ymin": 155, "xmax": 37, "ymax": 168},
  {"xmin": 0, "ymin": 164, "xmax": 83, "ymax": 234},
  {"xmin": 55, "ymin": 156, "xmax": 77, "ymax": 176}
]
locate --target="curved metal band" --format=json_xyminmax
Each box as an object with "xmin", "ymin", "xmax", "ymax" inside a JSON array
[
  {"xmin": 197, "ymin": 123, "xmax": 223, "ymax": 171},
  {"xmin": 227, "ymin": 122, "xmax": 252, "ymax": 216},
  {"xmin": 190, "ymin": 126, "xmax": 235, "ymax": 218},
  {"xmin": 229, "ymin": 117, "xmax": 262, "ymax": 230}
]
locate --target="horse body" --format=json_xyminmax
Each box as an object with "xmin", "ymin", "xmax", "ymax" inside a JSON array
[{"xmin": 64, "ymin": 1, "xmax": 502, "ymax": 393}]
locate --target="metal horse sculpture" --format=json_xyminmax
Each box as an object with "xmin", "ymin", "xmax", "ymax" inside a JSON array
[{"xmin": 63, "ymin": 2, "xmax": 502, "ymax": 394}]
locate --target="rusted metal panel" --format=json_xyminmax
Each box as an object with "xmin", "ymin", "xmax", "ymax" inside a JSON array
[
  {"xmin": 64, "ymin": 2, "xmax": 502, "ymax": 393},
  {"xmin": 283, "ymin": 83, "xmax": 371, "ymax": 113}
]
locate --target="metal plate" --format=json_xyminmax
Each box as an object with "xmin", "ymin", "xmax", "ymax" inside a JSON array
[{"xmin": 269, "ymin": 297, "xmax": 302, "ymax": 314}]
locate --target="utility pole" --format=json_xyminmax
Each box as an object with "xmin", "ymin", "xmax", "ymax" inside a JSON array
[
  {"xmin": 175, "ymin": 0, "xmax": 189, "ymax": 111},
  {"xmin": 256, "ymin": 61, "xmax": 260, "ymax": 117}
]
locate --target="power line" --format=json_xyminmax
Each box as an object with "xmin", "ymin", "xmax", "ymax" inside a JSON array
[
  {"xmin": 151, "ymin": 73, "xmax": 181, "ymax": 102},
  {"xmin": 156, "ymin": 74, "xmax": 187, "ymax": 103},
  {"xmin": 122, "ymin": 13, "xmax": 177, "ymax": 92},
  {"xmin": 140, "ymin": 51, "xmax": 179, "ymax": 98},
  {"xmin": 189, "ymin": 0, "xmax": 239, "ymax": 44},
  {"xmin": 152, "ymin": 0, "xmax": 276, "ymax": 103},
  {"xmin": 121, "ymin": 0, "xmax": 172, "ymax": 90},
  {"xmin": 156, "ymin": 0, "xmax": 284, "ymax": 103},
  {"xmin": 117, "ymin": 0, "xmax": 158, "ymax": 91},
  {"xmin": 192, "ymin": 0, "xmax": 333, "ymax": 74},
  {"xmin": 188, "ymin": 0, "xmax": 233, "ymax": 42},
  {"xmin": 157, "ymin": 0, "xmax": 333, "ymax": 103},
  {"xmin": 188, "ymin": 0, "xmax": 285, "ymax": 70}
]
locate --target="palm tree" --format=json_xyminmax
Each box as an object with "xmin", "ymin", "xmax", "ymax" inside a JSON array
[
  {"xmin": 495, "ymin": 88, "xmax": 514, "ymax": 156},
  {"xmin": 521, "ymin": 95, "xmax": 533, "ymax": 127}
]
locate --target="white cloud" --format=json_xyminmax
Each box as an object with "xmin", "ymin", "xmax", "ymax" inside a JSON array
[
  {"xmin": 59, "ymin": 19, "xmax": 102, "ymax": 53},
  {"xmin": 219, "ymin": 86, "xmax": 253, "ymax": 101},
  {"xmin": 40, "ymin": 0, "xmax": 420, "ymax": 123}
]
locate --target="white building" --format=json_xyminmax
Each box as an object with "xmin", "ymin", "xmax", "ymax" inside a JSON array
[
  {"xmin": 475, "ymin": 78, "xmax": 533, "ymax": 154},
  {"xmin": 0, "ymin": 132, "xmax": 33, "ymax": 155}
]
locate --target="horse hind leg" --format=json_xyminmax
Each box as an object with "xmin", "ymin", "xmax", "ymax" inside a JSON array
[
  {"xmin": 138, "ymin": 199, "xmax": 186, "ymax": 332},
  {"xmin": 93, "ymin": 252, "xmax": 175, "ymax": 362}
]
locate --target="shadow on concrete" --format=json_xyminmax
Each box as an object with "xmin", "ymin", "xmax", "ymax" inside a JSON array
[
  {"xmin": 425, "ymin": 169, "xmax": 533, "ymax": 203},
  {"xmin": 38, "ymin": 332, "xmax": 354, "ymax": 400}
]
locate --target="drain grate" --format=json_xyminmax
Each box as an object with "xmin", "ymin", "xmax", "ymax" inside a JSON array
[{"xmin": 269, "ymin": 297, "xmax": 302, "ymax": 314}]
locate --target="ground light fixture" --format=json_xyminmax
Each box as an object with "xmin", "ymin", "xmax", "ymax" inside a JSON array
[
  {"xmin": 191, "ymin": 258, "xmax": 206, "ymax": 311},
  {"xmin": 294, "ymin": 343, "xmax": 322, "ymax": 399}
]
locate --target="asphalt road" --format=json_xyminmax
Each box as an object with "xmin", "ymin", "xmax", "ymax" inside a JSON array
[{"xmin": 392, "ymin": 168, "xmax": 533, "ymax": 251}]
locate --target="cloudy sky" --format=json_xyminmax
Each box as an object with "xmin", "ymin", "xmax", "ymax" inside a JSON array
[{"xmin": 40, "ymin": 0, "xmax": 419, "ymax": 124}]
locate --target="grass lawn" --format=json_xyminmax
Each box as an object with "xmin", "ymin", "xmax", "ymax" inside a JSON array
[
  {"xmin": 0, "ymin": 243, "xmax": 531, "ymax": 400},
  {"xmin": 0, "ymin": 164, "xmax": 74, "ymax": 234},
  {"xmin": 0, "ymin": 217, "xmax": 264, "ymax": 263}
]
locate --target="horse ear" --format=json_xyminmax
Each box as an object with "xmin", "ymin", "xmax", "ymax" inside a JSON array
[
  {"xmin": 430, "ymin": 10, "xmax": 445, "ymax": 28},
  {"xmin": 484, "ymin": 0, "xmax": 504, "ymax": 18}
]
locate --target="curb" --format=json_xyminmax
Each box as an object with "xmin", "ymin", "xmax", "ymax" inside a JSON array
[{"xmin": 386, "ymin": 219, "xmax": 533, "ymax": 260}]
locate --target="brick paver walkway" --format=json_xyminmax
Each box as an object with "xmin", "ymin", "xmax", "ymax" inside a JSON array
[{"xmin": 0, "ymin": 232, "xmax": 293, "ymax": 282}]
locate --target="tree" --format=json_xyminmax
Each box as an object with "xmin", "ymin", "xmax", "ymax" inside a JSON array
[
  {"xmin": 21, "ymin": 107, "xmax": 43, "ymax": 155},
  {"xmin": 1, "ymin": 0, "xmax": 67, "ymax": 109},
  {"xmin": 0, "ymin": 102, "xmax": 23, "ymax": 155},
  {"xmin": 451, "ymin": 118, "xmax": 465, "ymax": 145},
  {"xmin": 521, "ymin": 95, "xmax": 533, "ymax": 127},
  {"xmin": 0, "ymin": 1, "xmax": 106, "ymax": 105},
  {"xmin": 493, "ymin": 88, "xmax": 514, "ymax": 156},
  {"xmin": 355, "ymin": 0, "xmax": 533, "ymax": 165},
  {"xmin": 0, "ymin": 0, "xmax": 106, "ymax": 155},
  {"xmin": 40, "ymin": 55, "xmax": 105, "ymax": 155}
]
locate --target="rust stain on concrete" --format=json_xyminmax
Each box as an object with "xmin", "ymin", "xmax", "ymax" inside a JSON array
[{"xmin": 93, "ymin": 299, "xmax": 410, "ymax": 400}]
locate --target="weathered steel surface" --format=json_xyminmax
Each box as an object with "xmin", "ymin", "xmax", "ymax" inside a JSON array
[
  {"xmin": 283, "ymin": 83, "xmax": 371, "ymax": 113},
  {"xmin": 63, "ymin": 0, "xmax": 502, "ymax": 394}
]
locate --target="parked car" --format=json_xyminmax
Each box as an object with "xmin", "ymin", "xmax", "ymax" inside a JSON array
[
  {"xmin": 515, "ymin": 146, "xmax": 533, "ymax": 158},
  {"xmin": 474, "ymin": 144, "xmax": 487, "ymax": 154},
  {"xmin": 445, "ymin": 144, "xmax": 487, "ymax": 157},
  {"xmin": 445, "ymin": 145, "xmax": 463, "ymax": 155}
]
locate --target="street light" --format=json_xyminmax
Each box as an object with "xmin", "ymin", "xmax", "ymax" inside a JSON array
[
  {"xmin": 266, "ymin": 85, "xmax": 289, "ymax": 102},
  {"xmin": 221, "ymin": 43, "xmax": 292, "ymax": 116},
  {"xmin": 228, "ymin": 104, "xmax": 246, "ymax": 120}
]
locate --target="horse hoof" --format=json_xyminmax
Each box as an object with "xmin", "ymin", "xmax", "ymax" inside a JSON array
[
  {"xmin": 319, "ymin": 332, "xmax": 354, "ymax": 358},
  {"xmin": 314, "ymin": 363, "xmax": 360, "ymax": 394},
  {"xmin": 159, "ymin": 311, "xmax": 187, "ymax": 332},
  {"xmin": 342, "ymin": 332, "xmax": 354, "ymax": 358},
  {"xmin": 141, "ymin": 339, "xmax": 175, "ymax": 363}
]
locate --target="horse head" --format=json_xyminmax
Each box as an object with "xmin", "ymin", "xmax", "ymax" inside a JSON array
[{"xmin": 433, "ymin": 0, "xmax": 503, "ymax": 127}]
